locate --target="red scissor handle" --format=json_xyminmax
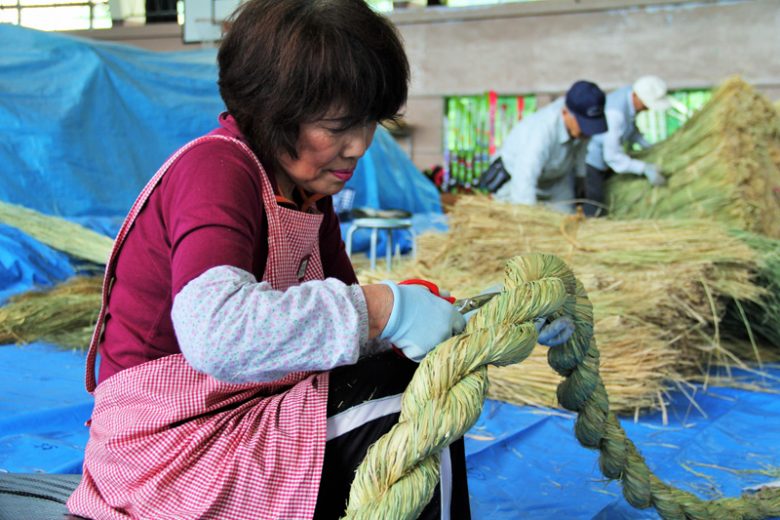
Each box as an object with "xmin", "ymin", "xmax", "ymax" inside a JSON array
[{"xmin": 398, "ymin": 278, "xmax": 456, "ymax": 303}]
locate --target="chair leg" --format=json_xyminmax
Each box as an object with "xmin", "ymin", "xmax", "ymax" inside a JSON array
[
  {"xmin": 369, "ymin": 227, "xmax": 378, "ymax": 271},
  {"xmin": 345, "ymin": 224, "xmax": 357, "ymax": 259},
  {"xmin": 385, "ymin": 230, "xmax": 393, "ymax": 271}
]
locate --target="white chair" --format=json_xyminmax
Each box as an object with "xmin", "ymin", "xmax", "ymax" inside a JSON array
[{"xmin": 345, "ymin": 213, "xmax": 416, "ymax": 271}]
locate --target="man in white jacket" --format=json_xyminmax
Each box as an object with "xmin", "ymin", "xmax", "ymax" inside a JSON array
[
  {"xmin": 582, "ymin": 75, "xmax": 673, "ymax": 216},
  {"xmin": 488, "ymin": 80, "xmax": 608, "ymax": 214}
]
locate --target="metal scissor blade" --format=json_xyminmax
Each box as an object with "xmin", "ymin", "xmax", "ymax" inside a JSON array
[{"xmin": 453, "ymin": 291, "xmax": 501, "ymax": 315}]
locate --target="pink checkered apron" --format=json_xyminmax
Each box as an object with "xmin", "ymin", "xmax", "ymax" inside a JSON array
[{"xmin": 67, "ymin": 135, "xmax": 329, "ymax": 520}]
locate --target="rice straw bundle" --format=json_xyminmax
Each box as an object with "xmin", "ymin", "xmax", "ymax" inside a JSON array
[
  {"xmin": 722, "ymin": 230, "xmax": 780, "ymax": 348},
  {"xmin": 606, "ymin": 77, "xmax": 780, "ymax": 238},
  {"xmin": 0, "ymin": 275, "xmax": 102, "ymax": 349},
  {"xmin": 358, "ymin": 196, "xmax": 768, "ymax": 414},
  {"xmin": 0, "ymin": 200, "xmax": 114, "ymax": 264}
]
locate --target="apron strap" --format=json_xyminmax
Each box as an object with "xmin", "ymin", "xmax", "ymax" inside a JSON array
[{"xmin": 86, "ymin": 135, "xmax": 277, "ymax": 393}]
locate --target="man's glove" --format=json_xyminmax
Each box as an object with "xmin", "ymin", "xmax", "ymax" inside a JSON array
[
  {"xmin": 534, "ymin": 316, "xmax": 575, "ymax": 347},
  {"xmin": 462, "ymin": 284, "xmax": 575, "ymax": 347},
  {"xmin": 379, "ymin": 281, "xmax": 466, "ymax": 362},
  {"xmin": 643, "ymin": 163, "xmax": 667, "ymax": 187},
  {"xmin": 743, "ymin": 479, "xmax": 780, "ymax": 493}
]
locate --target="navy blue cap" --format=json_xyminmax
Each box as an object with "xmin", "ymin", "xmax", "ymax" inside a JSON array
[{"xmin": 565, "ymin": 80, "xmax": 607, "ymax": 137}]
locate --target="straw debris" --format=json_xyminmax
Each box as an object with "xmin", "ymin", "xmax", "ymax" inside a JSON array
[
  {"xmin": 0, "ymin": 276, "xmax": 102, "ymax": 349},
  {"xmin": 0, "ymin": 200, "xmax": 113, "ymax": 264}
]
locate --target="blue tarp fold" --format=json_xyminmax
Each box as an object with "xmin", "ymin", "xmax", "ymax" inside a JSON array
[
  {"xmin": 0, "ymin": 24, "xmax": 443, "ymax": 296},
  {"xmin": 1, "ymin": 25, "xmax": 222, "ymax": 218},
  {"xmin": 0, "ymin": 24, "xmax": 441, "ymax": 221},
  {"xmin": 0, "ymin": 224, "xmax": 74, "ymax": 303}
]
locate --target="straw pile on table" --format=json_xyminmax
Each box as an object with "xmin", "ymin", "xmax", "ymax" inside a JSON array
[
  {"xmin": 0, "ymin": 200, "xmax": 113, "ymax": 264},
  {"xmin": 358, "ymin": 196, "xmax": 770, "ymax": 415},
  {"xmin": 606, "ymin": 77, "xmax": 780, "ymax": 238},
  {"xmin": 0, "ymin": 275, "xmax": 102, "ymax": 349}
]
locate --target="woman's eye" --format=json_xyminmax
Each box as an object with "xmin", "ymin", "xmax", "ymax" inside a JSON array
[{"xmin": 321, "ymin": 119, "xmax": 372, "ymax": 134}]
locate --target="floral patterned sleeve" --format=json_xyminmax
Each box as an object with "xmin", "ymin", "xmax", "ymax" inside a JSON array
[{"xmin": 170, "ymin": 265, "xmax": 392, "ymax": 383}]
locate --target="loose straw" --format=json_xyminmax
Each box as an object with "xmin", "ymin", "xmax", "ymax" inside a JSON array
[
  {"xmin": 0, "ymin": 276, "xmax": 102, "ymax": 349},
  {"xmin": 344, "ymin": 253, "xmax": 780, "ymax": 519},
  {"xmin": 0, "ymin": 200, "xmax": 113, "ymax": 265}
]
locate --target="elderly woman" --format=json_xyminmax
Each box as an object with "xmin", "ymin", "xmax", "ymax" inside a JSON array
[{"xmin": 67, "ymin": 0, "xmax": 471, "ymax": 518}]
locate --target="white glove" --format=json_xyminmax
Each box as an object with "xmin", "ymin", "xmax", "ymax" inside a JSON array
[{"xmin": 643, "ymin": 163, "xmax": 667, "ymax": 187}]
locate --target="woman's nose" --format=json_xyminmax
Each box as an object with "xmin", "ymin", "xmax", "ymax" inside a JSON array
[{"xmin": 343, "ymin": 122, "xmax": 377, "ymax": 158}]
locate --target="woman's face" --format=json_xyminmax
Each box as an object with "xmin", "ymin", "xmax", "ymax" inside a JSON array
[{"xmin": 276, "ymin": 113, "xmax": 377, "ymax": 199}]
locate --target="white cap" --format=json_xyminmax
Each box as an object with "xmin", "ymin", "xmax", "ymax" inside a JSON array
[{"xmin": 633, "ymin": 75, "xmax": 672, "ymax": 111}]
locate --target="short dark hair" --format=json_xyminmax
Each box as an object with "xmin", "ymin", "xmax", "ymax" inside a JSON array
[{"xmin": 218, "ymin": 0, "xmax": 409, "ymax": 167}]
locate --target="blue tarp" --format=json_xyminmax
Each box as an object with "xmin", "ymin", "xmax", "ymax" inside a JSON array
[
  {"xmin": 1, "ymin": 343, "xmax": 778, "ymax": 518},
  {"xmin": 0, "ymin": 24, "xmax": 441, "ymax": 221},
  {"xmin": 0, "ymin": 224, "xmax": 75, "ymax": 303},
  {"xmin": 0, "ymin": 24, "xmax": 442, "ymax": 294},
  {"xmin": 1, "ymin": 25, "xmax": 223, "ymax": 218},
  {"xmin": 466, "ymin": 368, "xmax": 780, "ymax": 519},
  {"xmin": 0, "ymin": 344, "xmax": 91, "ymax": 475}
]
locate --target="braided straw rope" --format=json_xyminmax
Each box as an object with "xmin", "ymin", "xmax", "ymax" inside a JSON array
[{"xmin": 343, "ymin": 253, "xmax": 780, "ymax": 520}]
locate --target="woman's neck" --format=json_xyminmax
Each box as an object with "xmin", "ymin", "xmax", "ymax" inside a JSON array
[{"xmin": 274, "ymin": 171, "xmax": 295, "ymax": 200}]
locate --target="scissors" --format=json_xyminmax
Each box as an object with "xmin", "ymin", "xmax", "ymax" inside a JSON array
[
  {"xmin": 399, "ymin": 279, "xmax": 500, "ymax": 314},
  {"xmin": 390, "ymin": 279, "xmax": 501, "ymax": 359}
]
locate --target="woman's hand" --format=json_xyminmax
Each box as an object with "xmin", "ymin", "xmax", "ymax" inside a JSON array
[{"xmin": 369, "ymin": 281, "xmax": 466, "ymax": 362}]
